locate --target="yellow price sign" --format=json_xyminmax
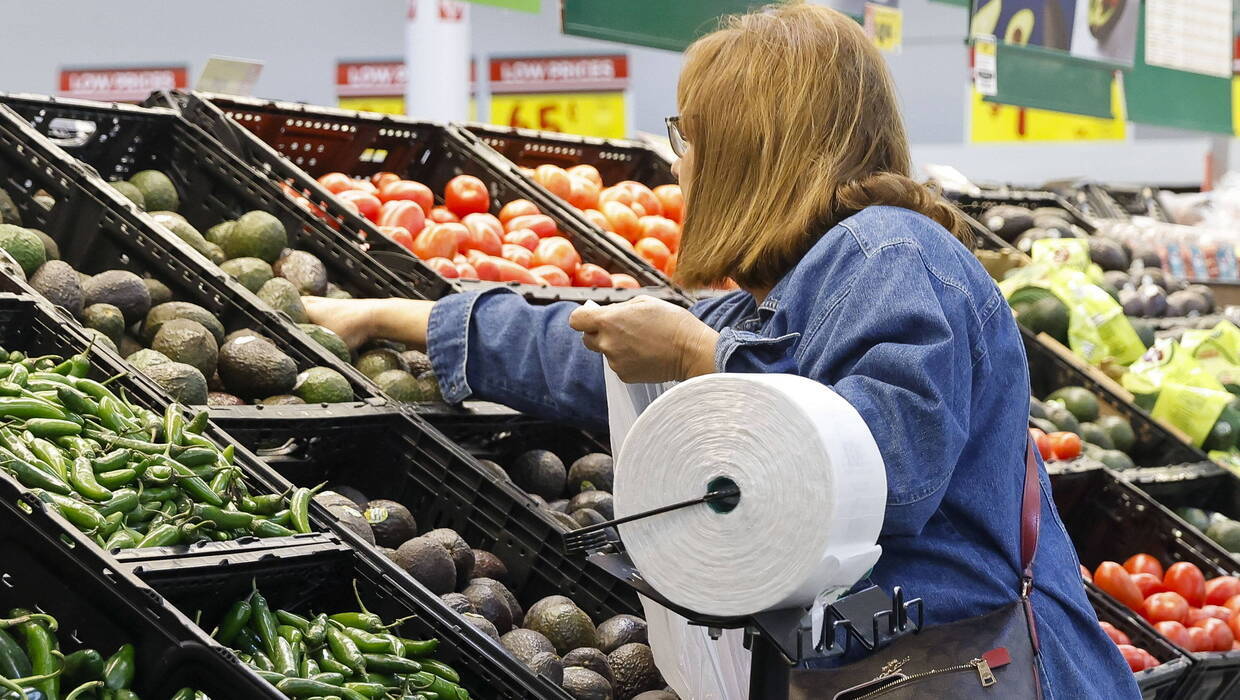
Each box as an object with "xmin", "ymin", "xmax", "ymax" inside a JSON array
[
  {"xmin": 865, "ymin": 4, "xmax": 902, "ymax": 54},
  {"xmin": 970, "ymin": 83, "xmax": 1126, "ymax": 143},
  {"xmin": 337, "ymin": 96, "xmax": 477, "ymax": 120},
  {"xmin": 488, "ymin": 91, "xmax": 626, "ymax": 139}
]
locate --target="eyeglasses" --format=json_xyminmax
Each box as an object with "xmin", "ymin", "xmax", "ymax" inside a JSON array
[{"xmin": 666, "ymin": 116, "xmax": 688, "ymax": 158}]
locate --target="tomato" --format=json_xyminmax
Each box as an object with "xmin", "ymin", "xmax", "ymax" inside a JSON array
[
  {"xmin": 471, "ymin": 255, "xmax": 500, "ymax": 282},
  {"xmin": 599, "ymin": 231, "xmax": 634, "ymax": 254},
  {"xmin": 602, "ymin": 201, "xmax": 641, "ymax": 242},
  {"xmin": 1099, "ymin": 621, "xmax": 1131, "ymax": 645},
  {"xmin": 453, "ymin": 253, "xmax": 467, "ymax": 264},
  {"xmin": 1226, "ymin": 595, "xmax": 1240, "ymax": 617},
  {"xmin": 1144, "ymin": 592, "xmax": 1190, "ymax": 624},
  {"xmin": 1185, "ymin": 607, "xmax": 1209, "ymax": 626},
  {"xmin": 377, "ymin": 225, "xmax": 414, "ymax": 253},
  {"xmin": 379, "ymin": 180, "xmax": 434, "ymax": 213},
  {"xmin": 1228, "ymin": 611, "xmax": 1240, "ymax": 642},
  {"xmin": 1154, "ymin": 621, "xmax": 1191, "ymax": 649},
  {"xmin": 377, "ymin": 200, "xmax": 426, "ymax": 237},
  {"xmin": 518, "ymin": 166, "xmax": 535, "ymax": 178},
  {"xmin": 530, "ymin": 264, "xmax": 570, "ymax": 287},
  {"xmin": 637, "ymin": 216, "xmax": 681, "ymax": 253},
  {"xmin": 1140, "ymin": 649, "xmax": 1159, "ymax": 670},
  {"xmin": 501, "ymin": 243, "xmax": 534, "ymax": 268},
  {"xmin": 654, "ymin": 184, "xmax": 684, "ymax": 223},
  {"xmin": 491, "ymin": 257, "xmax": 540, "ymax": 285},
  {"xmin": 533, "ymin": 237, "xmax": 582, "ymax": 276},
  {"xmin": 565, "ymin": 175, "xmax": 601, "ymax": 210},
  {"xmin": 431, "ymin": 222, "xmax": 467, "ymax": 250},
  {"xmin": 573, "ymin": 263, "xmax": 612, "ymax": 288},
  {"xmin": 1080, "ymin": 564, "xmax": 1093, "ymax": 582},
  {"xmin": 533, "ymin": 165, "xmax": 572, "ymax": 200},
  {"xmin": 1116, "ymin": 644, "xmax": 1147, "ymax": 672},
  {"xmin": 1186, "ymin": 626, "xmax": 1211, "ymax": 653},
  {"xmin": 1166, "ymin": 562, "xmax": 1207, "ymax": 608},
  {"xmin": 619, "ymin": 181, "xmax": 661, "ymax": 218},
  {"xmin": 459, "ymin": 214, "xmax": 503, "ymax": 256},
  {"xmin": 1047, "ymin": 432, "xmax": 1082, "ymax": 461},
  {"xmin": 505, "ymin": 214, "xmax": 557, "ymax": 238},
  {"xmin": 411, "ymin": 224, "xmax": 458, "ymax": 261},
  {"xmin": 1202, "ymin": 605, "xmax": 1233, "ymax": 622},
  {"xmin": 1132, "ymin": 573, "xmax": 1168, "ymax": 598},
  {"xmin": 454, "ymin": 261, "xmax": 478, "ymax": 280},
  {"xmin": 635, "ymin": 237, "xmax": 672, "ymax": 272},
  {"xmin": 1193, "ymin": 617, "xmax": 1235, "ymax": 651},
  {"xmin": 1207, "ymin": 577, "xmax": 1240, "ymax": 606},
  {"xmin": 337, "ymin": 190, "xmax": 382, "ymax": 222},
  {"xmin": 429, "ymin": 206, "xmax": 460, "ymax": 224},
  {"xmin": 1030, "ymin": 428, "xmax": 1052, "ymax": 460},
  {"xmin": 503, "ymin": 229, "xmax": 540, "ymax": 252},
  {"xmin": 582, "ymin": 208, "xmax": 613, "ymax": 232},
  {"xmin": 498, "ymin": 199, "xmax": 540, "ymax": 224},
  {"xmin": 336, "ymin": 197, "xmax": 359, "ymax": 217},
  {"xmin": 371, "ymin": 171, "xmax": 401, "ymax": 188},
  {"xmin": 318, "ymin": 172, "xmax": 358, "ymax": 194},
  {"xmin": 1094, "ymin": 562, "xmax": 1145, "ymax": 612},
  {"xmin": 567, "ymin": 164, "xmax": 603, "ymax": 189},
  {"xmin": 424, "ymin": 257, "xmax": 459, "ymax": 279},
  {"xmin": 630, "ymin": 201, "xmax": 648, "ymax": 218},
  {"xmin": 598, "ymin": 185, "xmax": 635, "ymax": 209},
  {"xmin": 611, "ymin": 273, "xmax": 640, "ymax": 289},
  {"xmin": 352, "ymin": 179, "xmax": 378, "ymax": 194},
  {"xmin": 1124, "ymin": 554, "xmax": 1165, "ymax": 580},
  {"xmin": 444, "ymin": 175, "xmax": 490, "ymax": 217}
]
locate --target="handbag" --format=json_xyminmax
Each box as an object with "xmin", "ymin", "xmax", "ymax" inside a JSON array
[{"xmin": 788, "ymin": 439, "xmax": 1044, "ymax": 700}]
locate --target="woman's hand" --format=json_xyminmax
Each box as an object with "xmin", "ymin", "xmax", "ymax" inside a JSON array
[
  {"xmin": 569, "ymin": 296, "xmax": 719, "ymax": 383},
  {"xmin": 304, "ymin": 297, "xmax": 434, "ymax": 351}
]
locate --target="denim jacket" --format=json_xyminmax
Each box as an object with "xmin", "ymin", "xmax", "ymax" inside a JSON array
[{"xmin": 428, "ymin": 206, "xmax": 1139, "ymax": 699}]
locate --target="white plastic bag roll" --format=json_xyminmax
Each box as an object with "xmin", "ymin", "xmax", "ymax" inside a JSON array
[{"xmin": 614, "ymin": 373, "xmax": 887, "ymax": 618}]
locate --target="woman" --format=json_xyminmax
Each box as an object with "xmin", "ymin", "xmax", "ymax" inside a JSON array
[{"xmin": 307, "ymin": 3, "xmax": 1137, "ymax": 697}]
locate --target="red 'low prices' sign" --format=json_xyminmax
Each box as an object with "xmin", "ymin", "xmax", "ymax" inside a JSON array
[
  {"xmin": 489, "ymin": 55, "xmax": 627, "ymax": 94},
  {"xmin": 337, "ymin": 61, "xmax": 406, "ymax": 97},
  {"xmin": 59, "ymin": 66, "xmax": 188, "ymax": 102}
]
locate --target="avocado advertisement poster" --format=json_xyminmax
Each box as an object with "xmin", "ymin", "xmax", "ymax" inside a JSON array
[{"xmin": 971, "ymin": 0, "xmax": 1079, "ymax": 50}]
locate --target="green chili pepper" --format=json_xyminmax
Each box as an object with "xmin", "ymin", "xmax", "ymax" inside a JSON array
[
  {"xmin": 71, "ymin": 377, "xmax": 117, "ymax": 402},
  {"xmin": 328, "ymin": 613, "xmax": 384, "ymax": 632},
  {"xmin": 55, "ymin": 436, "xmax": 96, "ymax": 457},
  {"xmin": 25, "ymin": 439, "xmax": 67, "ymax": 483},
  {"xmin": 208, "ymin": 467, "xmax": 236, "ymax": 495},
  {"xmin": 139, "ymin": 485, "xmax": 179, "ymax": 502},
  {"xmin": 142, "ymin": 464, "xmax": 174, "ymax": 484},
  {"xmin": 14, "ymin": 608, "xmax": 59, "ymax": 700},
  {"xmin": 221, "ymin": 443, "xmax": 235, "ymax": 464},
  {"xmin": 250, "ymin": 651, "xmax": 275, "ymax": 672},
  {"xmin": 135, "ymin": 522, "xmax": 182, "ymax": 548},
  {"xmin": 170, "ymin": 688, "xmax": 197, "ymax": 700},
  {"xmin": 175, "ymin": 447, "xmax": 218, "ymax": 468},
  {"xmin": 289, "ymin": 487, "xmax": 312, "ymax": 534},
  {"xmin": 269, "ymin": 509, "xmax": 292, "ymax": 526},
  {"xmin": 164, "ymin": 458, "xmax": 224, "ymax": 506},
  {"xmin": 181, "ymin": 432, "xmax": 214, "ymax": 449},
  {"xmin": 305, "ymin": 615, "xmax": 328, "ymax": 647},
  {"xmin": 337, "ymin": 626, "xmax": 395, "ymax": 654},
  {"xmin": 299, "ymin": 656, "xmax": 319, "ymax": 678},
  {"xmin": 186, "ymin": 410, "xmax": 209, "ymax": 434},
  {"xmin": 399, "ymin": 638, "xmax": 439, "ymax": 658},
  {"xmin": 1, "ymin": 429, "xmax": 42, "ymax": 464},
  {"xmin": 239, "ymin": 493, "xmax": 285, "ymax": 515},
  {"xmin": 0, "ymin": 627, "xmax": 31, "ymax": 678},
  {"xmin": 62, "ymin": 648, "xmax": 104, "ymax": 687},
  {"xmin": 163, "ymin": 405, "xmax": 185, "ymax": 446},
  {"xmin": 99, "ymin": 511, "xmax": 124, "ymax": 537},
  {"xmin": 8, "ymin": 363, "xmax": 28, "ymax": 386},
  {"xmin": 344, "ymin": 682, "xmax": 389, "ymax": 698},
  {"xmin": 272, "ymin": 636, "xmax": 297, "ymax": 677},
  {"xmin": 250, "ymin": 519, "xmax": 297, "ymax": 538},
  {"xmin": 234, "ymin": 628, "xmax": 263, "ymax": 656},
  {"xmin": 325, "ymin": 624, "xmax": 366, "ymax": 674},
  {"xmin": 252, "ymin": 668, "xmax": 283, "ymax": 684},
  {"xmin": 95, "ymin": 468, "xmax": 138, "ymax": 489},
  {"xmin": 309, "ymin": 672, "xmax": 345, "ymax": 686},
  {"xmin": 35, "ymin": 491, "xmax": 105, "ymax": 530},
  {"xmin": 80, "ymin": 430, "xmax": 168, "ymax": 455},
  {"xmin": 24, "ymin": 418, "xmax": 82, "ymax": 438},
  {"xmin": 103, "ymin": 529, "xmax": 139, "ymax": 550},
  {"xmin": 90, "ymin": 448, "xmax": 131, "ymax": 473},
  {"xmin": 2, "ymin": 455, "xmax": 73, "ymax": 494},
  {"xmin": 0, "ymin": 396, "xmax": 65, "ymax": 420},
  {"xmin": 97, "ymin": 488, "xmax": 140, "ymax": 516},
  {"xmin": 249, "ymin": 589, "xmax": 279, "ymax": 657},
  {"xmin": 314, "ymin": 647, "xmax": 352, "ymax": 676},
  {"xmin": 102, "ymin": 643, "xmax": 135, "ymax": 690},
  {"xmin": 277, "ymin": 678, "xmax": 368, "ymax": 700},
  {"xmin": 97, "ymin": 397, "xmax": 138, "ymax": 435},
  {"xmin": 69, "ymin": 456, "xmax": 112, "ymax": 501},
  {"xmin": 275, "ymin": 610, "xmax": 311, "ymax": 632},
  {"xmin": 416, "ymin": 658, "xmax": 460, "ymax": 684},
  {"xmin": 361, "ymin": 653, "xmax": 422, "ymax": 674},
  {"xmin": 192, "ymin": 504, "xmax": 254, "ymax": 530},
  {"xmin": 55, "ymin": 385, "xmax": 98, "ymax": 417},
  {"xmin": 215, "ymin": 600, "xmax": 252, "ymax": 646}
]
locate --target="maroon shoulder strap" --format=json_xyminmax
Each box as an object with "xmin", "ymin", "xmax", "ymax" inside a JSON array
[{"xmin": 1021, "ymin": 437, "xmax": 1041, "ymax": 590}]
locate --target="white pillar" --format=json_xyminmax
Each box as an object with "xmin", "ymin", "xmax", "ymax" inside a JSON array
[{"xmin": 405, "ymin": 0, "xmax": 471, "ymax": 122}]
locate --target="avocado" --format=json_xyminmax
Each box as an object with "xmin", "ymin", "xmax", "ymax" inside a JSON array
[
  {"xmin": 568, "ymin": 454, "xmax": 614, "ymax": 494},
  {"xmin": 528, "ymin": 651, "xmax": 564, "ymax": 685},
  {"xmin": 325, "ymin": 283, "xmax": 353, "ymax": 299},
  {"xmin": 83, "ymin": 329, "xmax": 117, "ymax": 353},
  {"xmin": 82, "ymin": 303, "xmax": 126, "ymax": 347},
  {"xmin": 524, "ymin": 596, "xmax": 575, "ymax": 627},
  {"xmin": 1205, "ymin": 408, "xmax": 1240, "ymax": 452},
  {"xmin": 463, "ymin": 613, "xmax": 499, "ymax": 641},
  {"xmin": 472, "ymin": 549, "xmax": 509, "ymax": 583},
  {"xmin": 609, "ymin": 643, "xmax": 662, "ymax": 699},
  {"xmin": 0, "ymin": 224, "xmax": 46, "ymax": 276},
  {"xmin": 128, "ymin": 170, "xmax": 179, "ymax": 212},
  {"xmin": 477, "ymin": 459, "xmax": 512, "ymax": 483},
  {"xmin": 108, "ymin": 181, "xmax": 145, "ymax": 210},
  {"xmin": 463, "ymin": 583, "xmax": 513, "ymax": 634},
  {"xmin": 150, "ymin": 211, "xmax": 187, "ymax": 225},
  {"xmin": 1168, "ymin": 290, "xmax": 1210, "ymax": 317},
  {"xmin": 363, "ymin": 499, "xmax": 417, "ymax": 548},
  {"xmin": 569, "ymin": 490, "xmax": 614, "ymax": 520},
  {"xmin": 564, "ymin": 647, "xmax": 614, "ymax": 685},
  {"xmin": 1206, "ymin": 518, "xmax": 1240, "ymax": 554},
  {"xmin": 139, "ymin": 278, "xmax": 172, "ymax": 308},
  {"xmin": 597, "ymin": 615, "xmax": 648, "ymax": 654},
  {"xmin": 259, "ymin": 395, "xmax": 305, "ymax": 406},
  {"xmin": 118, "ymin": 334, "xmax": 143, "ymax": 359},
  {"xmin": 257, "ymin": 277, "xmax": 308, "ymax": 323},
  {"xmin": 1130, "ymin": 318, "xmax": 1156, "ymax": 349},
  {"xmin": 441, "ymin": 593, "xmax": 476, "ymax": 615},
  {"xmin": 1096, "ymin": 415, "xmax": 1135, "ymax": 453},
  {"xmin": 1186, "ymin": 284, "xmax": 1216, "ymax": 313},
  {"xmin": 203, "ymin": 241, "xmax": 227, "ymax": 265},
  {"xmin": 143, "ymin": 361, "xmax": 208, "ymax": 405},
  {"xmin": 83, "ymin": 270, "xmax": 151, "ymax": 325},
  {"xmin": 525, "ymin": 601, "xmax": 596, "ymax": 655},
  {"xmin": 298, "ymin": 324, "xmax": 351, "ymax": 364},
  {"xmin": 217, "ymin": 334, "xmax": 298, "ymax": 399},
  {"xmin": 562, "ymin": 667, "xmax": 613, "ymax": 700},
  {"xmin": 1015, "ymin": 296, "xmax": 1069, "ymax": 345},
  {"xmin": 273, "ymin": 250, "xmax": 329, "ymax": 296},
  {"xmin": 1043, "ymin": 401, "xmax": 1080, "ymax": 434},
  {"xmin": 224, "ymin": 328, "xmax": 266, "ymax": 345},
  {"xmin": 29, "ymin": 260, "xmax": 85, "ymax": 318},
  {"xmin": 29, "ymin": 230, "xmax": 58, "ymax": 261},
  {"xmin": 126, "ymin": 348, "xmax": 170, "ymax": 370},
  {"xmin": 219, "ymin": 257, "xmax": 273, "ymax": 293},
  {"xmin": 313, "ymin": 492, "xmax": 375, "ymax": 544},
  {"xmin": 205, "ymin": 221, "xmax": 235, "ymax": 246},
  {"xmin": 356, "ymin": 349, "xmax": 407, "ymax": 378},
  {"xmin": 570, "ymin": 509, "xmax": 606, "ymax": 528},
  {"xmin": 153, "ymin": 213, "xmax": 219, "ymax": 262},
  {"xmin": 0, "ymin": 189, "xmax": 18, "ymax": 224},
  {"xmin": 501, "ymin": 629, "xmax": 556, "ymax": 664},
  {"xmin": 373, "ymin": 369, "xmax": 426, "ymax": 401},
  {"xmin": 206, "ymin": 392, "xmax": 246, "ymax": 406},
  {"xmin": 471, "ymin": 576, "xmax": 523, "ymax": 625},
  {"xmin": 224, "ymin": 211, "xmax": 288, "ymax": 263},
  {"xmin": 293, "ymin": 366, "xmax": 351, "ymax": 404},
  {"xmin": 414, "ymin": 372, "xmax": 442, "ymax": 402},
  {"xmin": 1097, "ymin": 449, "xmax": 1136, "ymax": 471},
  {"xmin": 394, "ymin": 536, "xmax": 456, "ymax": 594},
  {"xmin": 548, "ymin": 499, "xmax": 570, "ymax": 513},
  {"xmin": 1076, "ymin": 422, "xmax": 1113, "ymax": 450},
  {"xmin": 981, "ymin": 205, "xmax": 1034, "ymax": 243},
  {"xmin": 423, "ymin": 528, "xmax": 475, "ymax": 588},
  {"xmin": 1177, "ymin": 507, "xmax": 1212, "ymax": 533},
  {"xmin": 631, "ymin": 692, "xmax": 677, "ymax": 700},
  {"xmin": 325, "ymin": 485, "xmax": 368, "ymax": 508},
  {"xmin": 511, "ymin": 450, "xmax": 567, "ymax": 501},
  {"xmin": 546, "ymin": 509, "xmax": 581, "ymax": 530},
  {"xmin": 401, "ymin": 350, "xmax": 433, "ymax": 375},
  {"xmin": 152, "ymin": 318, "xmax": 219, "ymax": 377}
]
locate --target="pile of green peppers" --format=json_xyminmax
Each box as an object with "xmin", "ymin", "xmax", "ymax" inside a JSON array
[
  {"xmin": 0, "ymin": 609, "xmax": 137, "ymax": 700},
  {"xmin": 0, "ymin": 347, "xmax": 313, "ymax": 548},
  {"xmin": 212, "ymin": 585, "xmax": 469, "ymax": 700}
]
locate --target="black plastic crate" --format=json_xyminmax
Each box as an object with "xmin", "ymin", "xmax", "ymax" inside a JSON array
[
  {"xmin": 161, "ymin": 90, "xmax": 689, "ymax": 306},
  {"xmin": 1023, "ymin": 326, "xmax": 1207, "ymax": 468},
  {"xmin": 0, "ymin": 458, "xmax": 275, "ymax": 699},
  {"xmin": 1052, "ymin": 468, "xmax": 1240, "ymax": 700},
  {"xmin": 126, "ymin": 530, "xmax": 563, "ymax": 699},
  {"xmin": 207, "ymin": 405, "xmax": 643, "ymax": 625},
  {"xmin": 948, "ymin": 188, "xmax": 1098, "ymax": 235},
  {"xmin": 1104, "ymin": 184, "xmax": 1173, "ymax": 223},
  {"xmin": 0, "ymin": 95, "xmax": 388, "ymax": 407},
  {"xmin": 1136, "ymin": 467, "xmax": 1240, "ymax": 539},
  {"xmin": 1086, "ymin": 584, "xmax": 1193, "ymax": 699}
]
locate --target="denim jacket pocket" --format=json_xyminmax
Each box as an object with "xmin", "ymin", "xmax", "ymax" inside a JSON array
[{"xmin": 715, "ymin": 329, "xmax": 801, "ymax": 374}]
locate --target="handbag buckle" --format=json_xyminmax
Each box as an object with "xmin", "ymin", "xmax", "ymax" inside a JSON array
[{"xmin": 1021, "ymin": 576, "xmax": 1033, "ymax": 598}]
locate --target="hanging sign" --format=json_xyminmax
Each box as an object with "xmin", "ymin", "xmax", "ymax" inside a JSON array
[
  {"xmin": 58, "ymin": 65, "xmax": 187, "ymax": 103},
  {"xmin": 1144, "ymin": 0, "xmax": 1232, "ymax": 78},
  {"xmin": 337, "ymin": 59, "xmax": 476, "ymax": 118},
  {"xmin": 864, "ymin": 1, "xmax": 902, "ymax": 53},
  {"xmin": 488, "ymin": 55, "xmax": 628, "ymax": 138}
]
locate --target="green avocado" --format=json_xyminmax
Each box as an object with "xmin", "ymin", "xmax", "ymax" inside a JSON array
[
  {"xmin": 223, "ymin": 210, "xmax": 287, "ymax": 263},
  {"xmin": 82, "ymin": 303, "xmax": 126, "ymax": 348},
  {"xmin": 219, "ymin": 257, "xmax": 274, "ymax": 294},
  {"xmin": 151, "ymin": 318, "xmax": 219, "ymax": 378},
  {"xmin": 1046, "ymin": 387, "xmax": 1100, "ymax": 423},
  {"xmin": 143, "ymin": 361, "xmax": 208, "ymax": 405},
  {"xmin": 292, "ymin": 366, "xmax": 352, "ymax": 404},
  {"xmin": 128, "ymin": 170, "xmax": 179, "ymax": 212},
  {"xmin": 82, "ymin": 270, "xmax": 151, "ymax": 325},
  {"xmin": 142, "ymin": 302, "xmax": 225, "ymax": 345},
  {"xmin": 0, "ymin": 224, "xmax": 47, "ymax": 276},
  {"xmin": 108, "ymin": 181, "xmax": 146, "ymax": 210},
  {"xmin": 217, "ymin": 334, "xmax": 298, "ymax": 400},
  {"xmin": 256, "ymin": 277, "xmax": 308, "ymax": 323},
  {"xmin": 0, "ymin": 189, "xmax": 18, "ymax": 225},
  {"xmin": 298, "ymin": 323, "xmax": 351, "ymax": 364},
  {"xmin": 29, "ymin": 260, "xmax": 84, "ymax": 318}
]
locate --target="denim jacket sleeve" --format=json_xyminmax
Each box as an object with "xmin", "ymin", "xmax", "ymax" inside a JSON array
[
  {"xmin": 720, "ymin": 242, "xmax": 974, "ymax": 538},
  {"xmin": 426, "ymin": 288, "xmax": 609, "ymax": 431}
]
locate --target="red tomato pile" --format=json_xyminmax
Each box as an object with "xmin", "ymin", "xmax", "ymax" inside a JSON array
[
  {"xmin": 1030, "ymin": 428, "xmax": 1081, "ymax": 461},
  {"xmin": 519, "ymin": 163, "xmax": 683, "ymax": 278},
  {"xmin": 1089, "ymin": 554, "xmax": 1240, "ymax": 661},
  {"xmin": 313, "ymin": 171, "xmax": 642, "ymax": 289}
]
